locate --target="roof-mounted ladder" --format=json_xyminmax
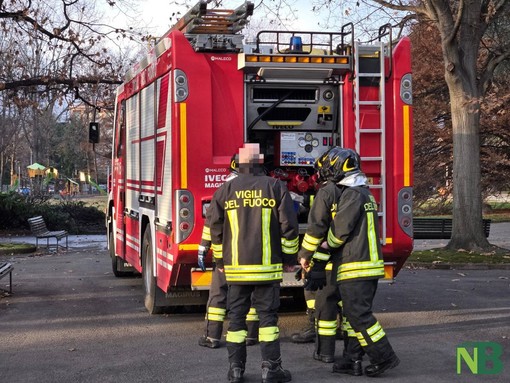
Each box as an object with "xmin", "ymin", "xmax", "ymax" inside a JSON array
[
  {"xmin": 175, "ymin": 1, "xmax": 253, "ymax": 34},
  {"xmin": 166, "ymin": 1, "xmax": 254, "ymax": 52}
]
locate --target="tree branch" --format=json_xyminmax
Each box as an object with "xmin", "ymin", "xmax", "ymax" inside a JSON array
[
  {"xmin": 369, "ymin": 0, "xmax": 425, "ymax": 17},
  {"xmin": 73, "ymin": 86, "xmax": 113, "ymax": 111},
  {"xmin": 479, "ymin": 51, "xmax": 510, "ymax": 95},
  {"xmin": 483, "ymin": 0, "xmax": 510, "ymax": 25},
  {"xmin": 446, "ymin": 0, "xmax": 464, "ymax": 45},
  {"xmin": 0, "ymin": 7, "xmax": 73, "ymax": 42},
  {"xmin": 0, "ymin": 77, "xmax": 121, "ymax": 91}
]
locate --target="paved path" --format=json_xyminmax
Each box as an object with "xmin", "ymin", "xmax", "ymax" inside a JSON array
[{"xmin": 0, "ymin": 233, "xmax": 107, "ymax": 251}]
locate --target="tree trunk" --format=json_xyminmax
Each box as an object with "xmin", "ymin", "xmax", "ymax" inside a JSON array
[
  {"xmin": 446, "ymin": 85, "xmax": 490, "ymax": 250},
  {"xmin": 432, "ymin": 0, "xmax": 493, "ymax": 251}
]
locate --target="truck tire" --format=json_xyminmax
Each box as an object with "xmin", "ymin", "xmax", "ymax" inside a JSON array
[
  {"xmin": 110, "ymin": 231, "xmax": 131, "ymax": 277},
  {"xmin": 142, "ymin": 227, "xmax": 162, "ymax": 314}
]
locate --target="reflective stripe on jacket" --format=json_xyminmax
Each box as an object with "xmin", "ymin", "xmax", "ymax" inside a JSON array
[{"xmin": 200, "ymin": 225, "xmax": 211, "ymax": 246}]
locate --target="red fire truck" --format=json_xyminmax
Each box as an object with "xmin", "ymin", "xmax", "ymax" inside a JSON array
[{"xmin": 106, "ymin": 1, "xmax": 413, "ymax": 313}]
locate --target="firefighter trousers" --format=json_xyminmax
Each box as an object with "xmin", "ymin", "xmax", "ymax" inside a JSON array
[
  {"xmin": 314, "ymin": 267, "xmax": 342, "ymax": 358},
  {"xmin": 339, "ymin": 279, "xmax": 396, "ymax": 364},
  {"xmin": 204, "ymin": 268, "xmax": 259, "ymax": 341},
  {"xmin": 226, "ymin": 283, "xmax": 281, "ymax": 365}
]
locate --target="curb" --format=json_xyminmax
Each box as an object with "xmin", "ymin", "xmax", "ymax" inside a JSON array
[{"xmin": 406, "ymin": 262, "xmax": 510, "ymax": 270}]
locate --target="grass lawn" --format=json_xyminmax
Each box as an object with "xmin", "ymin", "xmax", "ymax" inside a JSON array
[
  {"xmin": 0, "ymin": 242, "xmax": 36, "ymax": 255},
  {"xmin": 410, "ymin": 248, "xmax": 510, "ymax": 265}
]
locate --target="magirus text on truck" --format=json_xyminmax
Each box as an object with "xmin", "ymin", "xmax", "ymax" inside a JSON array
[{"xmin": 105, "ymin": 1, "xmax": 413, "ymax": 314}]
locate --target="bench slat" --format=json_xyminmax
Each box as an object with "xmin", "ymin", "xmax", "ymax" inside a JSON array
[
  {"xmin": 413, "ymin": 218, "xmax": 491, "ymax": 240},
  {"xmin": 0, "ymin": 262, "xmax": 13, "ymax": 274},
  {"xmin": 27, "ymin": 216, "xmax": 68, "ymax": 250},
  {"xmin": 0, "ymin": 262, "xmax": 13, "ymax": 294}
]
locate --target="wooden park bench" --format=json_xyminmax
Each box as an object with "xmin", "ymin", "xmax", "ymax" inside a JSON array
[
  {"xmin": 27, "ymin": 216, "xmax": 68, "ymax": 251},
  {"xmin": 413, "ymin": 218, "xmax": 491, "ymax": 240},
  {"xmin": 0, "ymin": 262, "xmax": 14, "ymax": 294}
]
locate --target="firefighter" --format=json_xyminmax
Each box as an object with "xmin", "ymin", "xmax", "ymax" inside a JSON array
[
  {"xmin": 197, "ymin": 154, "xmax": 259, "ymax": 349},
  {"xmin": 207, "ymin": 143, "xmax": 299, "ymax": 383},
  {"xmin": 296, "ymin": 156, "xmax": 346, "ymax": 363},
  {"xmin": 300, "ymin": 147, "xmax": 399, "ymax": 377}
]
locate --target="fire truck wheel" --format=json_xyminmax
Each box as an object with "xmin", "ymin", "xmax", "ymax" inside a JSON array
[{"xmin": 142, "ymin": 227, "xmax": 162, "ymax": 314}]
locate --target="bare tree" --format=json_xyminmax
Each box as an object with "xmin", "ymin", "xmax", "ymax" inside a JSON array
[
  {"xmin": 0, "ymin": 0, "xmax": 146, "ymax": 187},
  {"xmin": 0, "ymin": 0, "xmax": 144, "ymax": 107}
]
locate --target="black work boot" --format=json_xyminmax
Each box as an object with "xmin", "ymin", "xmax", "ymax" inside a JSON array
[
  {"xmin": 198, "ymin": 335, "xmax": 220, "ymax": 349},
  {"xmin": 313, "ymin": 334, "xmax": 335, "ymax": 363},
  {"xmin": 261, "ymin": 359, "xmax": 292, "ymax": 383},
  {"xmin": 227, "ymin": 362, "xmax": 245, "ymax": 383},
  {"xmin": 290, "ymin": 309, "xmax": 315, "ymax": 344},
  {"xmin": 290, "ymin": 324, "xmax": 315, "ymax": 343},
  {"xmin": 364, "ymin": 354, "xmax": 400, "ymax": 377},
  {"xmin": 332, "ymin": 359, "xmax": 363, "ymax": 376},
  {"xmin": 313, "ymin": 352, "xmax": 335, "ymax": 363}
]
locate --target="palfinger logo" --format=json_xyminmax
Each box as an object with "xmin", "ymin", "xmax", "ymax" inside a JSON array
[
  {"xmin": 456, "ymin": 342, "xmax": 504, "ymax": 375},
  {"xmin": 211, "ymin": 56, "xmax": 232, "ymax": 62}
]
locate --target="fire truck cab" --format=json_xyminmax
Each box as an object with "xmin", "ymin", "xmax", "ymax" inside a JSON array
[{"xmin": 106, "ymin": 1, "xmax": 413, "ymax": 313}]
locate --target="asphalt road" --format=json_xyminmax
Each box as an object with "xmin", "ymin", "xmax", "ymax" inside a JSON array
[{"xmin": 1, "ymin": 225, "xmax": 509, "ymax": 383}]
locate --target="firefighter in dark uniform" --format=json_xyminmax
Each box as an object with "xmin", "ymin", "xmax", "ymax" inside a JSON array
[
  {"xmin": 297, "ymin": 167, "xmax": 345, "ymax": 364},
  {"xmin": 207, "ymin": 143, "xmax": 299, "ymax": 383},
  {"xmin": 301, "ymin": 147, "xmax": 399, "ymax": 377},
  {"xmin": 198, "ymin": 155, "xmax": 259, "ymax": 349}
]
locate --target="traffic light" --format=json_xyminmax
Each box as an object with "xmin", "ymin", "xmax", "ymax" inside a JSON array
[{"xmin": 89, "ymin": 122, "xmax": 100, "ymax": 144}]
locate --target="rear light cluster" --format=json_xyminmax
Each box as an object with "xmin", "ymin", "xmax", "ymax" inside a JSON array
[
  {"xmin": 175, "ymin": 190, "xmax": 194, "ymax": 243},
  {"xmin": 400, "ymin": 73, "xmax": 412, "ymax": 105},
  {"xmin": 174, "ymin": 69, "xmax": 188, "ymax": 102},
  {"xmin": 398, "ymin": 187, "xmax": 413, "ymax": 237}
]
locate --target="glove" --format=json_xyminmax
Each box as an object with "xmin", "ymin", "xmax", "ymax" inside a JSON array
[
  {"xmin": 302, "ymin": 259, "xmax": 327, "ymax": 291},
  {"xmin": 303, "ymin": 271, "xmax": 327, "ymax": 291},
  {"xmin": 197, "ymin": 245, "xmax": 209, "ymax": 272}
]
